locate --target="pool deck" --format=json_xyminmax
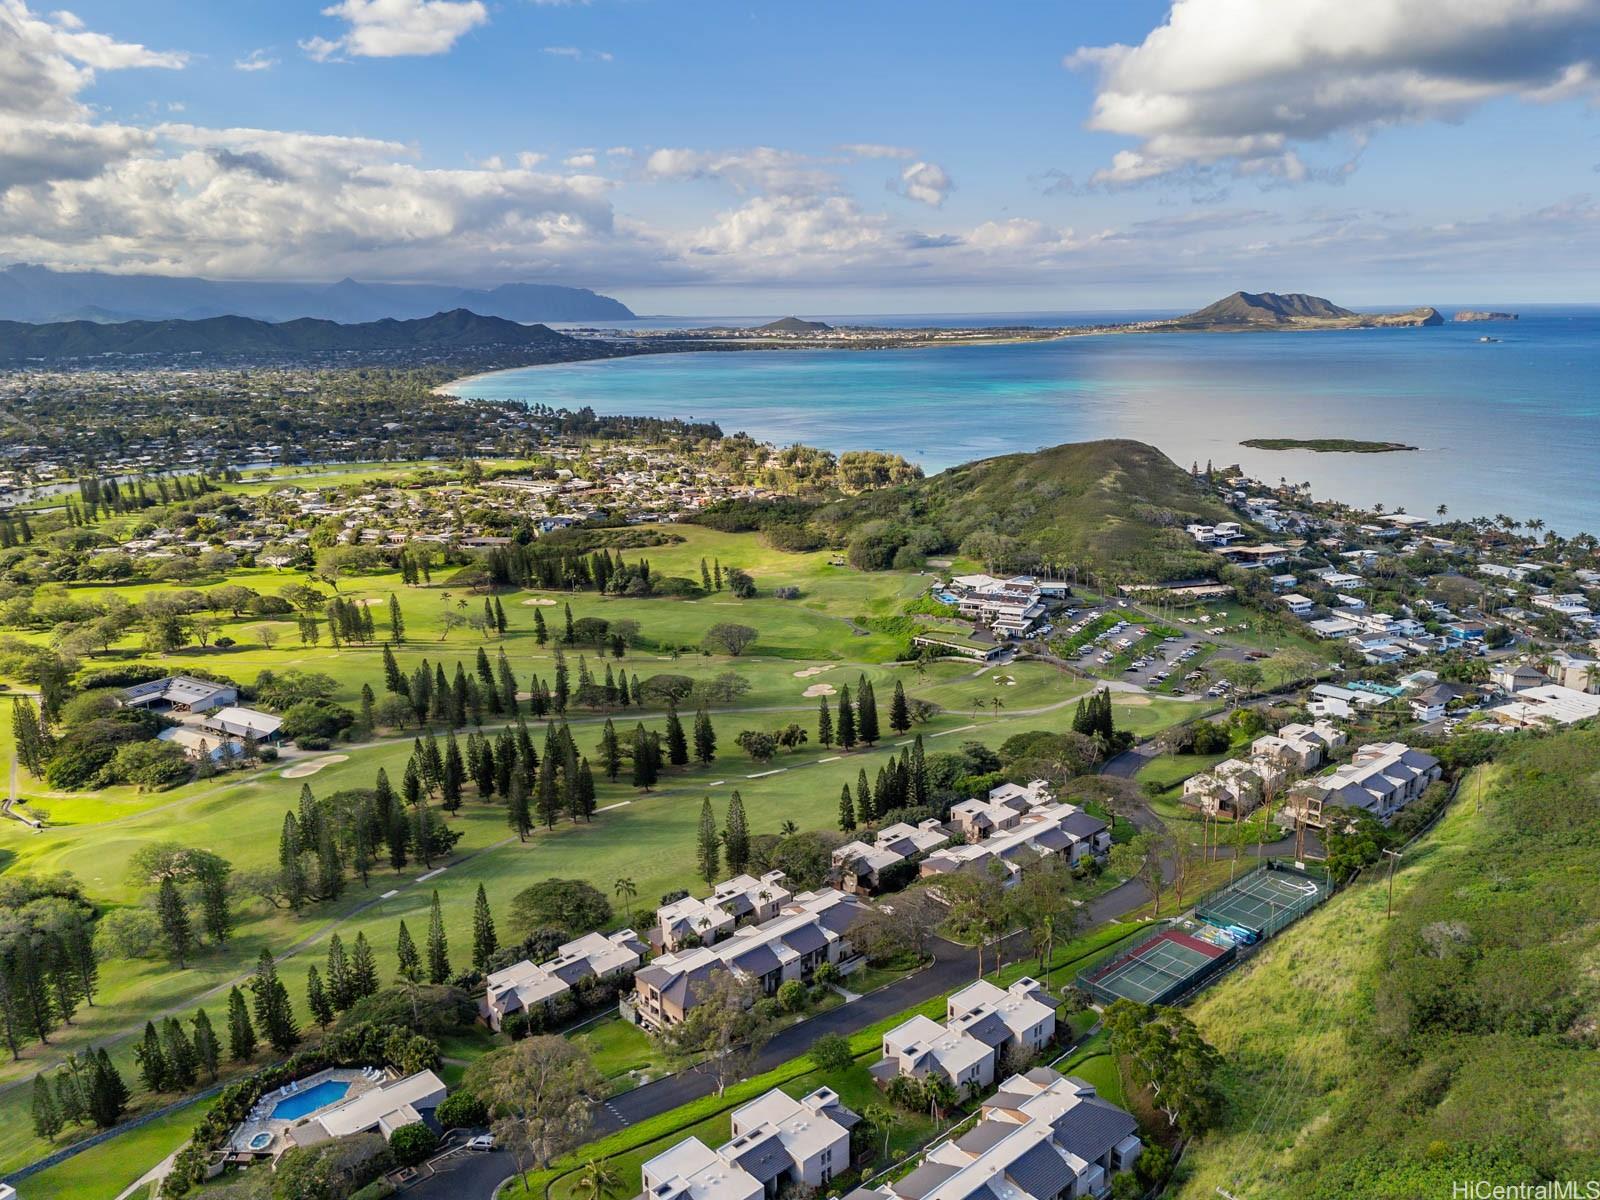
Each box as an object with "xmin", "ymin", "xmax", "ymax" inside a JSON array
[{"xmin": 226, "ymin": 1065, "xmax": 390, "ymax": 1158}]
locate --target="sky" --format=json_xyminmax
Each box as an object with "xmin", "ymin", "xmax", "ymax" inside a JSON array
[{"xmin": 4, "ymin": 0, "xmax": 1600, "ymax": 313}]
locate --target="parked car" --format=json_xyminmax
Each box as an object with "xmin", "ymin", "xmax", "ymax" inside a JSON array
[{"xmin": 467, "ymin": 1134, "xmax": 496, "ymax": 1152}]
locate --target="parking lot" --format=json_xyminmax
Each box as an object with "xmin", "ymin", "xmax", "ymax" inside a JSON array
[{"xmin": 1054, "ymin": 603, "xmax": 1269, "ymax": 696}]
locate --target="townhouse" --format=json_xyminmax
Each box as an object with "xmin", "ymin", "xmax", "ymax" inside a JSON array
[
  {"xmin": 639, "ymin": 1086, "xmax": 860, "ymax": 1200},
  {"xmin": 1284, "ymin": 742, "xmax": 1441, "ymax": 827},
  {"xmin": 872, "ymin": 979, "xmax": 1057, "ymax": 1095},
  {"xmin": 481, "ymin": 929, "xmax": 647, "ymax": 1031},
  {"xmin": 921, "ymin": 802, "xmax": 1110, "ymax": 883},
  {"xmin": 1181, "ymin": 755, "xmax": 1287, "ymax": 820},
  {"xmin": 832, "ymin": 818, "xmax": 950, "ymax": 894},
  {"xmin": 847, "ymin": 1067, "xmax": 1140, "ymax": 1200},
  {"xmin": 1250, "ymin": 720, "xmax": 1346, "ymax": 772},
  {"xmin": 631, "ymin": 889, "xmax": 867, "ymax": 1030},
  {"xmin": 652, "ymin": 872, "xmax": 793, "ymax": 953}
]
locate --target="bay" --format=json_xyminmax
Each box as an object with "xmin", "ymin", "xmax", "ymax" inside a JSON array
[{"xmin": 447, "ymin": 305, "xmax": 1600, "ymax": 536}]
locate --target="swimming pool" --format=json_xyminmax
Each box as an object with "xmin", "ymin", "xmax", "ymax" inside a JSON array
[
  {"xmin": 247, "ymin": 1132, "xmax": 273, "ymax": 1151},
  {"xmin": 270, "ymin": 1080, "xmax": 350, "ymax": 1121}
]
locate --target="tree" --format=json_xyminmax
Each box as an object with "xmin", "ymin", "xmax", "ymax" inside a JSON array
[
  {"xmin": 856, "ymin": 678, "xmax": 880, "ymax": 745},
  {"xmin": 836, "ymin": 687, "xmax": 857, "ymax": 750},
  {"xmin": 650, "ymin": 968, "xmax": 773, "ymax": 1096},
  {"xmin": 809, "ymin": 1032, "xmax": 854, "ymax": 1075},
  {"xmin": 135, "ymin": 1020, "xmax": 168, "ymax": 1092},
  {"xmin": 191, "ymin": 1007, "xmax": 220, "ymax": 1082},
  {"xmin": 693, "ymin": 708, "xmax": 717, "ymax": 765},
  {"xmin": 630, "ymin": 724, "xmax": 659, "ymax": 790},
  {"xmin": 723, "ymin": 792, "xmax": 750, "ymax": 875},
  {"xmin": 87, "ymin": 1049, "xmax": 128, "ymax": 1127},
  {"xmin": 817, "ymin": 696, "xmax": 834, "ymax": 748},
  {"xmin": 472, "ymin": 1036, "xmax": 605, "ymax": 1186},
  {"xmin": 349, "ymin": 932, "xmax": 379, "ymax": 1002},
  {"xmin": 701, "ymin": 623, "xmax": 758, "ymax": 656},
  {"xmin": 940, "ymin": 866, "xmax": 1009, "ymax": 977},
  {"xmin": 473, "ymin": 883, "xmax": 499, "ymax": 973},
  {"xmin": 696, "ymin": 797, "xmax": 721, "ymax": 885},
  {"xmin": 31, "ymin": 1075, "xmax": 62, "ymax": 1141},
  {"xmin": 664, "ymin": 705, "xmax": 688, "ymax": 767},
  {"xmin": 396, "ymin": 920, "xmax": 421, "ymax": 978},
  {"xmin": 427, "ymin": 890, "xmax": 452, "ymax": 984},
  {"xmin": 156, "ymin": 876, "xmax": 195, "ymax": 968},
  {"xmin": 1104, "ymin": 1000, "xmax": 1223, "ymax": 1135},
  {"xmin": 734, "ymin": 729, "xmax": 778, "ymax": 763},
  {"xmin": 306, "ymin": 965, "xmax": 334, "ymax": 1028},
  {"xmin": 838, "ymin": 784, "xmax": 856, "ymax": 832},
  {"xmin": 226, "ymin": 985, "xmax": 256, "ymax": 1061},
  {"xmin": 390, "ymin": 1121, "xmax": 441, "ymax": 1167},
  {"xmin": 889, "ymin": 680, "xmax": 911, "ymax": 734},
  {"xmin": 388, "ymin": 593, "xmax": 406, "ymax": 643},
  {"xmin": 508, "ymin": 879, "xmax": 612, "ymax": 938},
  {"xmin": 249, "ymin": 950, "xmax": 298, "ymax": 1053},
  {"xmin": 574, "ymin": 1157, "xmax": 624, "ymax": 1200}
]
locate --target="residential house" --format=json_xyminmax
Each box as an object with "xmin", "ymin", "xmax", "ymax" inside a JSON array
[
  {"xmin": 1280, "ymin": 594, "xmax": 1315, "ymax": 617},
  {"xmin": 286, "ymin": 1070, "xmax": 447, "ymax": 1149},
  {"xmin": 847, "ymin": 1067, "xmax": 1140, "ymax": 1200},
  {"xmin": 638, "ymin": 1087, "xmax": 858, "ymax": 1200},
  {"xmin": 1182, "ymin": 755, "xmax": 1287, "ymax": 819},
  {"xmin": 481, "ymin": 929, "xmax": 646, "ymax": 1031},
  {"xmin": 1249, "ymin": 720, "xmax": 1346, "ymax": 772},
  {"xmin": 1284, "ymin": 742, "xmax": 1441, "ymax": 827},
  {"xmin": 1409, "ymin": 683, "xmax": 1464, "ymax": 723},
  {"xmin": 949, "ymin": 780, "xmax": 1055, "ymax": 842},
  {"xmin": 652, "ymin": 872, "xmax": 793, "ymax": 953},
  {"xmin": 832, "ymin": 819, "xmax": 949, "ymax": 894},
  {"xmin": 921, "ymin": 803, "xmax": 1109, "ymax": 883},
  {"xmin": 631, "ymin": 889, "xmax": 866, "ymax": 1030},
  {"xmin": 1489, "ymin": 663, "xmax": 1547, "ymax": 694},
  {"xmin": 1489, "ymin": 685, "xmax": 1600, "ymax": 728},
  {"xmin": 1545, "ymin": 651, "xmax": 1599, "ymax": 692}
]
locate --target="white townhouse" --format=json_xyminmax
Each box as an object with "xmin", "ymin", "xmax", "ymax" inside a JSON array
[
  {"xmin": 481, "ymin": 929, "xmax": 647, "ymax": 1031},
  {"xmin": 652, "ymin": 871, "xmax": 793, "ymax": 953},
  {"xmin": 832, "ymin": 818, "xmax": 950, "ymax": 894},
  {"xmin": 1284, "ymin": 742, "xmax": 1441, "ymax": 828}
]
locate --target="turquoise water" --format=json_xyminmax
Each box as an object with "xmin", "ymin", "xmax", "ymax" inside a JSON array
[
  {"xmin": 271, "ymin": 1079, "xmax": 350, "ymax": 1120},
  {"xmin": 449, "ymin": 307, "xmax": 1600, "ymax": 535}
]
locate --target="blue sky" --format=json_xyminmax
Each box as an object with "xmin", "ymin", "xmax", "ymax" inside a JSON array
[{"xmin": 5, "ymin": 0, "xmax": 1600, "ymax": 312}]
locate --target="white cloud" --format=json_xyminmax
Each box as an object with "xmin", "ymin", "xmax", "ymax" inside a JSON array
[
  {"xmin": 896, "ymin": 160, "xmax": 953, "ymax": 207},
  {"xmin": 643, "ymin": 146, "xmax": 838, "ymax": 196},
  {"xmin": 563, "ymin": 152, "xmax": 597, "ymax": 168},
  {"xmin": 304, "ymin": 0, "xmax": 487, "ymax": 61},
  {"xmin": 543, "ymin": 45, "xmax": 613, "ymax": 62},
  {"xmin": 839, "ymin": 142, "xmax": 916, "ymax": 160},
  {"xmin": 234, "ymin": 49, "xmax": 278, "ymax": 72},
  {"xmin": 1068, "ymin": 0, "xmax": 1600, "ymax": 184}
]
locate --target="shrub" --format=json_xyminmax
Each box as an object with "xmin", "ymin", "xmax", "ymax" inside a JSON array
[
  {"xmin": 777, "ymin": 979, "xmax": 808, "ymax": 1013},
  {"xmin": 508, "ymin": 879, "xmax": 612, "ymax": 939},
  {"xmin": 436, "ymin": 1088, "xmax": 488, "ymax": 1130},
  {"xmin": 112, "ymin": 740, "xmax": 193, "ymax": 790},
  {"xmin": 387, "ymin": 1122, "xmax": 439, "ymax": 1167}
]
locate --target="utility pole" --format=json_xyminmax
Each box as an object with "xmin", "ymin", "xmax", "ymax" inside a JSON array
[{"xmin": 1383, "ymin": 848, "xmax": 1402, "ymax": 918}]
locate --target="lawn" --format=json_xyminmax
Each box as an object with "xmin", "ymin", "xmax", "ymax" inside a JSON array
[{"xmin": 21, "ymin": 1094, "xmax": 215, "ymax": 1200}]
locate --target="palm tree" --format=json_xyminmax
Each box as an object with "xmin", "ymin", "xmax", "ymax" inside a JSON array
[
  {"xmin": 575, "ymin": 1158, "xmax": 622, "ymax": 1200},
  {"xmin": 779, "ymin": 819, "xmax": 799, "ymax": 837},
  {"xmin": 614, "ymin": 876, "xmax": 638, "ymax": 926},
  {"xmin": 989, "ymin": 696, "xmax": 1005, "ymax": 719},
  {"xmin": 862, "ymin": 1102, "xmax": 894, "ymax": 1161}
]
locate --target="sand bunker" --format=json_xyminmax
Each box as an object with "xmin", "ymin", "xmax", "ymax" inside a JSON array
[
  {"xmin": 793, "ymin": 666, "xmax": 835, "ymax": 679},
  {"xmin": 802, "ymin": 683, "xmax": 838, "ymax": 698},
  {"xmin": 521, "ymin": 597, "xmax": 557, "ymax": 606},
  {"xmin": 282, "ymin": 755, "xmax": 349, "ymax": 778},
  {"xmin": 352, "ymin": 597, "xmax": 384, "ymax": 607},
  {"xmin": 1116, "ymin": 694, "xmax": 1151, "ymax": 707}
]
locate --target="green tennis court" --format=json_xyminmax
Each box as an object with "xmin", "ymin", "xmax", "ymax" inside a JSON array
[
  {"xmin": 1080, "ymin": 927, "xmax": 1233, "ymax": 1005},
  {"xmin": 1196, "ymin": 863, "xmax": 1328, "ymax": 937}
]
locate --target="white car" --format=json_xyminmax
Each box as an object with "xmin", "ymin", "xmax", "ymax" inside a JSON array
[{"xmin": 467, "ymin": 1134, "xmax": 496, "ymax": 1152}]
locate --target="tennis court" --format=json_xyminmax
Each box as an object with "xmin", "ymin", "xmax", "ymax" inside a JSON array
[
  {"xmin": 1195, "ymin": 862, "xmax": 1328, "ymax": 938},
  {"xmin": 1079, "ymin": 928, "xmax": 1234, "ymax": 1006}
]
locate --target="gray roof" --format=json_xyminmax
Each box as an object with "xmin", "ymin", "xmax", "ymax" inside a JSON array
[
  {"xmin": 727, "ymin": 1131, "xmax": 794, "ymax": 1184},
  {"xmin": 780, "ymin": 922, "xmax": 829, "ymax": 957},
  {"xmin": 1005, "ymin": 1141, "xmax": 1076, "ymax": 1200},
  {"xmin": 1030, "ymin": 827, "xmax": 1073, "ymax": 853},
  {"xmin": 817, "ymin": 902, "xmax": 863, "ymax": 936},
  {"xmin": 892, "ymin": 1161, "xmax": 961, "ymax": 1200},
  {"xmin": 954, "ymin": 1119, "xmax": 1017, "ymax": 1155},
  {"xmin": 1050, "ymin": 1096, "xmax": 1138, "ymax": 1161},
  {"xmin": 1060, "ymin": 811, "xmax": 1107, "ymax": 839},
  {"xmin": 728, "ymin": 944, "xmax": 784, "ymax": 979},
  {"xmin": 960, "ymin": 1012, "xmax": 1013, "ymax": 1049},
  {"xmin": 986, "ymin": 1090, "xmax": 1034, "ymax": 1112}
]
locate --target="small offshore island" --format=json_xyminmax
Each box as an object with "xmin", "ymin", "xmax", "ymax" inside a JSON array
[{"xmin": 1240, "ymin": 437, "xmax": 1420, "ymax": 454}]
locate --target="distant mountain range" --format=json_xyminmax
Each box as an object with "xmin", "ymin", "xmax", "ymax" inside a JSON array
[
  {"xmin": 0, "ymin": 264, "xmax": 635, "ymax": 324},
  {"xmin": 0, "ymin": 308, "xmax": 579, "ymax": 364},
  {"xmin": 1168, "ymin": 290, "xmax": 1443, "ymax": 329}
]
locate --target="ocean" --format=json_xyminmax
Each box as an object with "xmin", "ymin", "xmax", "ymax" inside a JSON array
[{"xmin": 446, "ymin": 306, "xmax": 1600, "ymax": 536}]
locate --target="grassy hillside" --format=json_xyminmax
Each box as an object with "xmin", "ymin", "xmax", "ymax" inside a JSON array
[
  {"xmin": 829, "ymin": 439, "xmax": 1239, "ymax": 580},
  {"xmin": 1172, "ymin": 728, "xmax": 1600, "ymax": 1198}
]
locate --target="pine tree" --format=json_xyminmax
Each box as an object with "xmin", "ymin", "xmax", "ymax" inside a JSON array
[
  {"xmin": 161, "ymin": 1017, "xmax": 198, "ymax": 1089},
  {"xmin": 535, "ymin": 753, "xmax": 560, "ymax": 829},
  {"xmin": 839, "ymin": 784, "xmax": 856, "ymax": 832},
  {"xmin": 700, "ymin": 558, "xmax": 712, "ymax": 592},
  {"xmin": 857, "ymin": 678, "xmax": 880, "ymax": 745},
  {"xmin": 563, "ymin": 603, "xmax": 576, "ymax": 644},
  {"xmin": 890, "ymin": 680, "xmax": 911, "ymax": 734},
  {"xmin": 494, "ymin": 596, "xmax": 508, "ymax": 635},
  {"xmin": 693, "ymin": 708, "xmax": 717, "ymax": 765},
  {"xmin": 427, "ymin": 890, "xmax": 451, "ymax": 984},
  {"xmin": 388, "ymin": 593, "xmax": 406, "ymax": 643},
  {"xmin": 442, "ymin": 733, "xmax": 464, "ymax": 813},
  {"xmin": 533, "ymin": 608, "xmax": 548, "ymax": 645},
  {"xmin": 31, "ymin": 1074, "xmax": 62, "ymax": 1141},
  {"xmin": 599, "ymin": 719, "xmax": 622, "ymax": 781},
  {"xmin": 837, "ymin": 687, "xmax": 857, "ymax": 750},
  {"xmin": 472, "ymin": 884, "xmax": 498, "ymax": 973},
  {"xmin": 306, "ymin": 965, "xmax": 334, "ymax": 1028},
  {"xmin": 313, "ymin": 821, "xmax": 344, "ymax": 903},
  {"xmin": 155, "ymin": 877, "xmax": 194, "ymax": 968},
  {"xmin": 226, "ymin": 986, "xmax": 255, "ymax": 1062},
  {"xmin": 326, "ymin": 934, "xmax": 353, "ymax": 1011},
  {"xmin": 396, "ymin": 920, "xmax": 421, "ymax": 977},
  {"xmin": 0, "ymin": 954, "xmax": 20, "ymax": 1060},
  {"xmin": 88, "ymin": 1049, "xmax": 128, "ymax": 1128},
  {"xmin": 723, "ymin": 792, "xmax": 750, "ymax": 874},
  {"xmin": 856, "ymin": 769, "xmax": 872, "ymax": 827},
  {"xmin": 553, "ymin": 647, "xmax": 570, "ymax": 713},
  {"xmin": 696, "ymin": 797, "xmax": 721, "ymax": 885},
  {"xmin": 631, "ymin": 723, "xmax": 659, "ymax": 790},
  {"xmin": 12, "ymin": 937, "xmax": 53, "ymax": 1045},
  {"xmin": 664, "ymin": 704, "xmax": 688, "ymax": 767},
  {"xmin": 497, "ymin": 651, "xmax": 520, "ymax": 718},
  {"xmin": 349, "ymin": 933, "xmax": 378, "ymax": 1002},
  {"xmin": 135, "ymin": 1020, "xmax": 168, "ymax": 1092},
  {"xmin": 909, "ymin": 735, "xmax": 929, "ymax": 809},
  {"xmin": 278, "ymin": 811, "xmax": 308, "ymax": 911},
  {"xmin": 574, "ymin": 758, "xmax": 597, "ymax": 821},
  {"xmin": 191, "ymin": 1008, "xmax": 220, "ymax": 1081},
  {"xmin": 508, "ymin": 771, "xmax": 532, "ymax": 841},
  {"xmin": 817, "ymin": 696, "xmax": 833, "ymax": 747},
  {"xmin": 53, "ymin": 1067, "xmax": 84, "ymax": 1127}
]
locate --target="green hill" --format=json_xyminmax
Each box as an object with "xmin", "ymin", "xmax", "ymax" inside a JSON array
[
  {"xmin": 0, "ymin": 307, "xmax": 576, "ymax": 364},
  {"xmin": 1173, "ymin": 727, "xmax": 1600, "ymax": 1199},
  {"xmin": 825, "ymin": 439, "xmax": 1239, "ymax": 580}
]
